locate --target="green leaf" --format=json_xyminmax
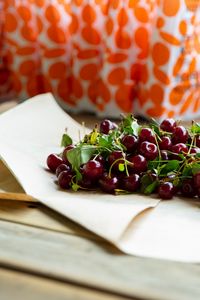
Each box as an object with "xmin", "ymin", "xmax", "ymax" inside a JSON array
[
  {"xmin": 191, "ymin": 162, "xmax": 200, "ymax": 175},
  {"xmin": 140, "ymin": 173, "xmax": 153, "ymax": 193},
  {"xmin": 61, "ymin": 133, "xmax": 73, "ymax": 147},
  {"xmin": 118, "ymin": 163, "xmax": 125, "ymax": 172},
  {"xmin": 150, "ymin": 118, "xmax": 161, "ymax": 136},
  {"xmin": 182, "ymin": 165, "xmax": 192, "ymax": 177},
  {"xmin": 159, "ymin": 160, "xmax": 180, "ymax": 176},
  {"xmin": 144, "ymin": 180, "xmax": 159, "ymax": 195},
  {"xmin": 191, "ymin": 122, "xmax": 200, "ymax": 134},
  {"xmin": 148, "ymin": 159, "xmax": 160, "ymax": 171},
  {"xmin": 121, "ymin": 114, "xmax": 140, "ymax": 136},
  {"xmin": 67, "ymin": 145, "xmax": 97, "ymax": 171}
]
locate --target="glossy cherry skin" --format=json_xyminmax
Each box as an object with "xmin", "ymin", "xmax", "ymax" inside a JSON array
[
  {"xmin": 139, "ymin": 141, "xmax": 158, "ymax": 160},
  {"xmin": 62, "ymin": 145, "xmax": 75, "ymax": 164},
  {"xmin": 158, "ymin": 182, "xmax": 175, "ymax": 200},
  {"xmin": 172, "ymin": 126, "xmax": 188, "ymax": 144},
  {"xmin": 99, "ymin": 174, "xmax": 119, "ymax": 194},
  {"xmin": 122, "ymin": 174, "xmax": 140, "ymax": 192},
  {"xmin": 160, "ymin": 150, "xmax": 169, "ymax": 160},
  {"xmin": 159, "ymin": 136, "xmax": 172, "ymax": 151},
  {"xmin": 190, "ymin": 147, "xmax": 200, "ymax": 155},
  {"xmin": 128, "ymin": 154, "xmax": 148, "ymax": 174},
  {"xmin": 47, "ymin": 154, "xmax": 63, "ymax": 173},
  {"xmin": 160, "ymin": 118, "xmax": 177, "ymax": 133},
  {"xmin": 181, "ymin": 179, "xmax": 196, "ymax": 197},
  {"xmin": 193, "ymin": 172, "xmax": 200, "ymax": 189},
  {"xmin": 171, "ymin": 143, "xmax": 188, "ymax": 154},
  {"xmin": 195, "ymin": 136, "xmax": 200, "ymax": 147},
  {"xmin": 121, "ymin": 134, "xmax": 138, "ymax": 153},
  {"xmin": 82, "ymin": 160, "xmax": 104, "ymax": 181},
  {"xmin": 58, "ymin": 171, "xmax": 73, "ymax": 189},
  {"xmin": 108, "ymin": 151, "xmax": 124, "ymax": 171},
  {"xmin": 100, "ymin": 119, "xmax": 117, "ymax": 134},
  {"xmin": 56, "ymin": 164, "xmax": 71, "ymax": 178},
  {"xmin": 139, "ymin": 128, "xmax": 156, "ymax": 144}
]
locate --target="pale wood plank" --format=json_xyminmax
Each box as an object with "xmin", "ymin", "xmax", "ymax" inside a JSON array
[
  {"xmin": 0, "ymin": 267, "xmax": 128, "ymax": 300},
  {"xmin": 1, "ymin": 220, "xmax": 200, "ymax": 300},
  {"xmin": 0, "ymin": 199, "xmax": 101, "ymax": 240}
]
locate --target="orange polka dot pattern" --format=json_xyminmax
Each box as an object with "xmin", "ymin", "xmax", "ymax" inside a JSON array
[{"xmin": 1, "ymin": 0, "xmax": 200, "ymax": 120}]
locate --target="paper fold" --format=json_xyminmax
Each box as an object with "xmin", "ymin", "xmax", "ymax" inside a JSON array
[
  {"xmin": 0, "ymin": 93, "xmax": 158, "ymax": 245},
  {"xmin": 1, "ymin": 93, "xmax": 200, "ymax": 263}
]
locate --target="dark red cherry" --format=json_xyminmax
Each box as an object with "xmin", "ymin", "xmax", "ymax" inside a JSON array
[
  {"xmin": 82, "ymin": 160, "xmax": 104, "ymax": 180},
  {"xmin": 139, "ymin": 141, "xmax": 158, "ymax": 160},
  {"xmin": 195, "ymin": 136, "xmax": 200, "ymax": 147},
  {"xmin": 159, "ymin": 136, "xmax": 172, "ymax": 150},
  {"xmin": 100, "ymin": 119, "xmax": 117, "ymax": 134},
  {"xmin": 172, "ymin": 126, "xmax": 188, "ymax": 144},
  {"xmin": 47, "ymin": 154, "xmax": 63, "ymax": 173},
  {"xmin": 158, "ymin": 182, "xmax": 175, "ymax": 200},
  {"xmin": 99, "ymin": 174, "xmax": 118, "ymax": 194},
  {"xmin": 181, "ymin": 179, "xmax": 196, "ymax": 197},
  {"xmin": 62, "ymin": 145, "xmax": 75, "ymax": 164},
  {"xmin": 160, "ymin": 150, "xmax": 169, "ymax": 160},
  {"xmin": 58, "ymin": 171, "xmax": 73, "ymax": 189},
  {"xmin": 171, "ymin": 143, "xmax": 188, "ymax": 154},
  {"xmin": 122, "ymin": 174, "xmax": 140, "ymax": 192},
  {"xmin": 56, "ymin": 164, "xmax": 71, "ymax": 178},
  {"xmin": 193, "ymin": 172, "xmax": 200, "ymax": 189},
  {"xmin": 139, "ymin": 128, "xmax": 156, "ymax": 144},
  {"xmin": 121, "ymin": 134, "xmax": 138, "ymax": 153},
  {"xmin": 128, "ymin": 154, "xmax": 147, "ymax": 173},
  {"xmin": 160, "ymin": 118, "xmax": 177, "ymax": 133},
  {"xmin": 108, "ymin": 151, "xmax": 124, "ymax": 171},
  {"xmin": 190, "ymin": 147, "xmax": 200, "ymax": 154}
]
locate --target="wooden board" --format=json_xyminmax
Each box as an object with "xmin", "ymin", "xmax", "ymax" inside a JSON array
[
  {"xmin": 1, "ymin": 219, "xmax": 200, "ymax": 300},
  {"xmin": 0, "ymin": 267, "xmax": 129, "ymax": 300}
]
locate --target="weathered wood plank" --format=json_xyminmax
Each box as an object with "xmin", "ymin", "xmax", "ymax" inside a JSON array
[
  {"xmin": 1, "ymin": 220, "xmax": 200, "ymax": 300},
  {"xmin": 0, "ymin": 267, "xmax": 129, "ymax": 300},
  {"xmin": 0, "ymin": 199, "xmax": 101, "ymax": 240}
]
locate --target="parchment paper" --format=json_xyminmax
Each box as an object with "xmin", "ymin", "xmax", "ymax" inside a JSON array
[{"xmin": 1, "ymin": 93, "xmax": 200, "ymax": 262}]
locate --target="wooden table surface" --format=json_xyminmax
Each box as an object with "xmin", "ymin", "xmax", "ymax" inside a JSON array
[{"xmin": 1, "ymin": 101, "xmax": 200, "ymax": 300}]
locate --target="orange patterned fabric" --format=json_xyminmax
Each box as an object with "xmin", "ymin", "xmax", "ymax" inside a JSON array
[{"xmin": 1, "ymin": 0, "xmax": 200, "ymax": 120}]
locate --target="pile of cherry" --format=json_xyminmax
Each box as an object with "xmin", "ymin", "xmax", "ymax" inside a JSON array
[{"xmin": 46, "ymin": 115, "xmax": 200, "ymax": 200}]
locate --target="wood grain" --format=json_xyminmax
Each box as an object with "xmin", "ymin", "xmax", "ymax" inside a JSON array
[
  {"xmin": 1, "ymin": 220, "xmax": 200, "ymax": 300},
  {"xmin": 0, "ymin": 267, "xmax": 129, "ymax": 300},
  {"xmin": 0, "ymin": 199, "xmax": 101, "ymax": 240}
]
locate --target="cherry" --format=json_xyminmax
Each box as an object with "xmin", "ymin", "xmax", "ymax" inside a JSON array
[
  {"xmin": 139, "ymin": 141, "xmax": 158, "ymax": 160},
  {"xmin": 47, "ymin": 154, "xmax": 63, "ymax": 173},
  {"xmin": 58, "ymin": 171, "xmax": 73, "ymax": 189},
  {"xmin": 123, "ymin": 174, "xmax": 140, "ymax": 192},
  {"xmin": 171, "ymin": 143, "xmax": 188, "ymax": 154},
  {"xmin": 56, "ymin": 164, "xmax": 71, "ymax": 178},
  {"xmin": 195, "ymin": 136, "xmax": 200, "ymax": 147},
  {"xmin": 190, "ymin": 147, "xmax": 200, "ymax": 154},
  {"xmin": 193, "ymin": 172, "xmax": 200, "ymax": 189},
  {"xmin": 108, "ymin": 151, "xmax": 124, "ymax": 171},
  {"xmin": 159, "ymin": 136, "xmax": 172, "ymax": 150},
  {"xmin": 181, "ymin": 179, "xmax": 196, "ymax": 197},
  {"xmin": 100, "ymin": 119, "xmax": 117, "ymax": 134},
  {"xmin": 62, "ymin": 145, "xmax": 75, "ymax": 164},
  {"xmin": 128, "ymin": 154, "xmax": 147, "ymax": 173},
  {"xmin": 172, "ymin": 126, "xmax": 188, "ymax": 144},
  {"xmin": 160, "ymin": 118, "xmax": 176, "ymax": 133},
  {"xmin": 139, "ymin": 128, "xmax": 156, "ymax": 144},
  {"xmin": 158, "ymin": 182, "xmax": 175, "ymax": 200},
  {"xmin": 99, "ymin": 174, "xmax": 118, "ymax": 193},
  {"xmin": 160, "ymin": 150, "xmax": 169, "ymax": 160},
  {"xmin": 82, "ymin": 160, "xmax": 104, "ymax": 181},
  {"xmin": 79, "ymin": 176, "xmax": 96, "ymax": 189},
  {"xmin": 121, "ymin": 134, "xmax": 138, "ymax": 153}
]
